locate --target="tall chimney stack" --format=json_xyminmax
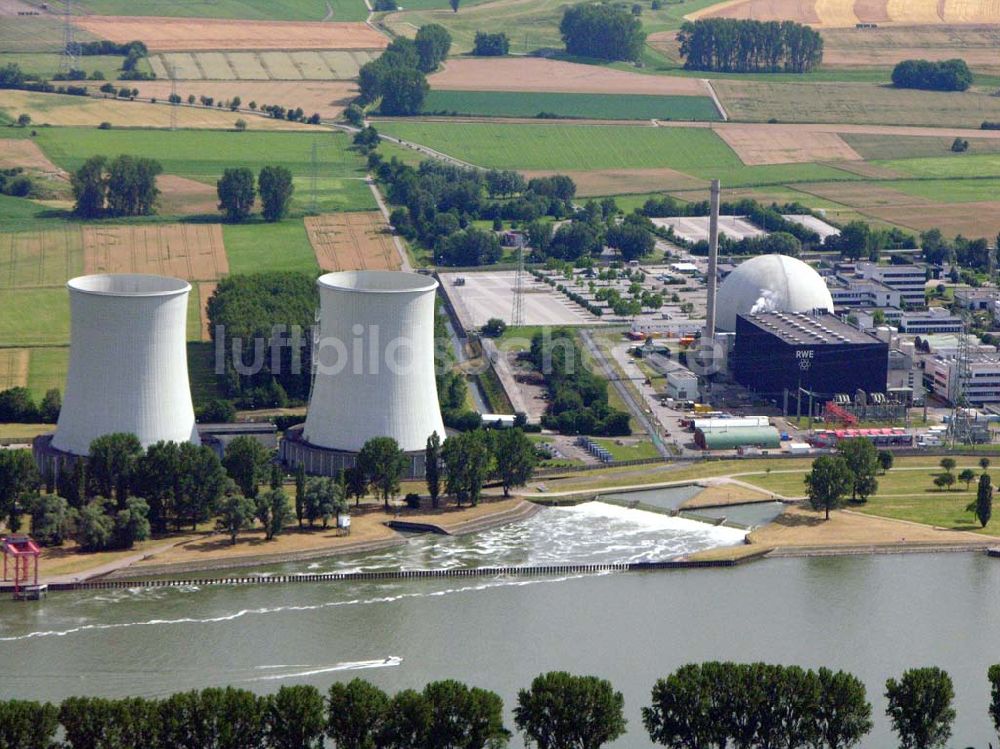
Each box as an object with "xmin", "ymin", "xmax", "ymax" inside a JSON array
[{"xmin": 703, "ymin": 179, "xmax": 721, "ymax": 343}]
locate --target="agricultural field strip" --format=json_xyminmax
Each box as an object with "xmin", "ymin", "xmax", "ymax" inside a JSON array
[
  {"xmin": 0, "ymin": 228, "xmax": 83, "ymax": 289},
  {"xmin": 686, "ymin": 0, "xmax": 1000, "ymax": 26},
  {"xmin": 81, "ymin": 224, "xmax": 229, "ymax": 281},
  {"xmin": 305, "ymin": 212, "xmax": 400, "ymax": 272},
  {"xmin": 71, "ymin": 16, "xmax": 389, "ymax": 52},
  {"xmin": 0, "ymin": 348, "xmax": 29, "ymax": 390}
]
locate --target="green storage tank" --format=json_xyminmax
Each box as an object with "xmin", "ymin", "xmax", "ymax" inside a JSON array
[{"xmin": 696, "ymin": 425, "xmax": 781, "ymax": 451}]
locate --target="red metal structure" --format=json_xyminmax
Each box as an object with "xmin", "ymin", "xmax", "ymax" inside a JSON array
[{"xmin": 2, "ymin": 535, "xmax": 41, "ymax": 599}]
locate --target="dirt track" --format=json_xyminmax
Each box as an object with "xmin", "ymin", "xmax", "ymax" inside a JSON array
[{"xmin": 72, "ymin": 16, "xmax": 388, "ymax": 52}]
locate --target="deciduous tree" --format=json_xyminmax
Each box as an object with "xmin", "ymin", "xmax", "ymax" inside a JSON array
[
  {"xmin": 805, "ymin": 455, "xmax": 854, "ymax": 520},
  {"xmin": 516, "ymin": 671, "xmax": 626, "ymax": 749},
  {"xmin": 217, "ymin": 167, "xmax": 256, "ymax": 222},
  {"xmin": 885, "ymin": 668, "xmax": 955, "ymax": 749},
  {"xmin": 357, "ymin": 436, "xmax": 407, "ymax": 509},
  {"xmin": 327, "ymin": 679, "xmax": 391, "ymax": 749},
  {"xmin": 492, "ymin": 428, "xmax": 537, "ymax": 497},
  {"xmin": 258, "ymin": 165, "xmax": 294, "ymax": 222},
  {"xmin": 425, "ymin": 431, "xmax": 441, "ymax": 509}
]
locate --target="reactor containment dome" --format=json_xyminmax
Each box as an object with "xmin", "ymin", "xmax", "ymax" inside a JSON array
[
  {"xmin": 299, "ymin": 270, "xmax": 445, "ymax": 466},
  {"xmin": 715, "ymin": 254, "xmax": 834, "ymax": 331},
  {"xmin": 50, "ymin": 274, "xmax": 199, "ymax": 456}
]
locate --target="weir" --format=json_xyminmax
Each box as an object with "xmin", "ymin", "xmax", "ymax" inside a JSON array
[{"xmin": 29, "ymin": 557, "xmax": 767, "ymax": 593}]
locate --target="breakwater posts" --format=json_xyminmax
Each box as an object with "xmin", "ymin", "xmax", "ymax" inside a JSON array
[{"xmin": 23, "ymin": 556, "xmax": 769, "ymax": 593}]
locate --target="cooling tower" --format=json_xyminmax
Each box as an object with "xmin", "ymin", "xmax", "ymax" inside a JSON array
[
  {"xmin": 303, "ymin": 270, "xmax": 445, "ymax": 454},
  {"xmin": 51, "ymin": 274, "xmax": 198, "ymax": 456}
]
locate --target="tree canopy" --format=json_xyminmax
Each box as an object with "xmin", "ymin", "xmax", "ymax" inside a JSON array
[{"xmin": 559, "ymin": 4, "xmax": 646, "ymax": 62}]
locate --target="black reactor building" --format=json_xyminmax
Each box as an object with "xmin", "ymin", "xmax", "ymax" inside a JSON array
[{"xmin": 733, "ymin": 311, "xmax": 888, "ymax": 398}]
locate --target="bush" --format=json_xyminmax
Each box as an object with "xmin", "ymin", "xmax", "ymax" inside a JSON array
[
  {"xmin": 892, "ymin": 58, "xmax": 972, "ymax": 91},
  {"xmin": 951, "ymin": 137, "xmax": 969, "ymax": 152},
  {"xmin": 404, "ymin": 492, "xmax": 421, "ymax": 509},
  {"xmin": 98, "ymin": 121, "xmax": 112, "ymax": 129},
  {"xmin": 473, "ymin": 31, "xmax": 510, "ymax": 56}
]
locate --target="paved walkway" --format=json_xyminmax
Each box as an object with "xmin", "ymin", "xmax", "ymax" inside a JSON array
[{"xmin": 367, "ymin": 177, "xmax": 412, "ymax": 271}]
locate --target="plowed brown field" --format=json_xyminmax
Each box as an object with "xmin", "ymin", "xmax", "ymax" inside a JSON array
[
  {"xmin": 72, "ymin": 16, "xmax": 388, "ymax": 52},
  {"xmin": 130, "ymin": 80, "xmax": 357, "ymax": 120},
  {"xmin": 157, "ymin": 175, "xmax": 219, "ymax": 217},
  {"xmin": 305, "ymin": 212, "xmax": 400, "ymax": 272},
  {"xmin": 429, "ymin": 58, "xmax": 708, "ymax": 95},
  {"xmin": 82, "ymin": 224, "xmax": 228, "ymax": 280},
  {"xmin": 822, "ymin": 25, "xmax": 1000, "ymax": 70},
  {"xmin": 715, "ymin": 124, "xmax": 862, "ymax": 165},
  {"xmin": 688, "ymin": 0, "xmax": 1000, "ymax": 26},
  {"xmin": 0, "ymin": 139, "xmax": 63, "ymax": 174}
]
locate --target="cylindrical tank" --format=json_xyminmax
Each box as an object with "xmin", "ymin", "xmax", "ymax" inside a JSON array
[
  {"xmin": 304, "ymin": 270, "xmax": 445, "ymax": 453},
  {"xmin": 52, "ymin": 274, "xmax": 198, "ymax": 455}
]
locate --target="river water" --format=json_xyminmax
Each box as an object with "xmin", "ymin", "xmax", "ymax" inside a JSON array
[{"xmin": 1, "ymin": 503, "xmax": 998, "ymax": 747}]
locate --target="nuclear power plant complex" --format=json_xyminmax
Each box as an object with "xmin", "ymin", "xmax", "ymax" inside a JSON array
[
  {"xmin": 281, "ymin": 270, "xmax": 445, "ymax": 478},
  {"xmin": 33, "ymin": 274, "xmax": 200, "ymax": 474}
]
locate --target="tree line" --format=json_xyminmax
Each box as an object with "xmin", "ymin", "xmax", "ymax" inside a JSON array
[
  {"xmin": 71, "ymin": 155, "xmax": 161, "ymax": 218},
  {"xmin": 357, "ymin": 25, "xmax": 451, "ymax": 116},
  {"xmin": 560, "ymin": 3, "xmax": 646, "ymax": 62},
  {"xmin": 217, "ymin": 165, "xmax": 295, "ymax": 223},
  {"xmin": 6, "ymin": 661, "xmax": 1000, "ymax": 748},
  {"xmin": 0, "ymin": 386, "xmax": 60, "ymax": 423},
  {"xmin": 473, "ymin": 31, "xmax": 510, "ymax": 56},
  {"xmin": 530, "ymin": 329, "xmax": 632, "ymax": 436},
  {"xmin": 892, "ymin": 58, "xmax": 972, "ymax": 92},
  {"xmin": 677, "ymin": 18, "xmax": 823, "ymax": 73}
]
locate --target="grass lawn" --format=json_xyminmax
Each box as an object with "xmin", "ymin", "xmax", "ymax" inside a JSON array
[
  {"xmin": 34, "ymin": 128, "xmax": 374, "ymax": 213},
  {"xmin": 421, "ymin": 90, "xmax": 722, "ymax": 121},
  {"xmin": 857, "ymin": 491, "xmax": 995, "ymax": 535},
  {"xmin": 376, "ymin": 121, "xmax": 859, "ymax": 186},
  {"xmin": 26, "ymin": 347, "xmax": 69, "ymax": 400},
  {"xmin": 843, "ymin": 134, "xmax": 1000, "ymax": 161},
  {"xmin": 0, "ymin": 422, "xmax": 54, "ymax": 441},
  {"xmin": 0, "ymin": 53, "xmax": 150, "ymax": 81},
  {"xmin": 223, "ymin": 219, "xmax": 319, "ymax": 275},
  {"xmin": 75, "ymin": 0, "xmax": 368, "ymax": 21},
  {"xmin": 740, "ymin": 463, "xmax": 989, "ymax": 499},
  {"xmin": 0, "ymin": 288, "xmax": 69, "ymax": 346},
  {"xmin": 591, "ymin": 437, "xmax": 661, "ymax": 461},
  {"xmin": 876, "ymin": 178, "xmax": 1000, "ymax": 203},
  {"xmin": 0, "ymin": 195, "xmax": 70, "ymax": 232}
]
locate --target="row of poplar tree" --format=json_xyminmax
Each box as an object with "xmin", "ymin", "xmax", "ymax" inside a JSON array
[{"xmin": 2, "ymin": 663, "xmax": 997, "ymax": 748}]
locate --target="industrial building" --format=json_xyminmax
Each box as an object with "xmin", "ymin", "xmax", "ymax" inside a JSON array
[
  {"xmin": 695, "ymin": 425, "xmax": 781, "ymax": 450},
  {"xmin": 897, "ymin": 308, "xmax": 964, "ymax": 335},
  {"xmin": 733, "ymin": 311, "xmax": 889, "ymax": 398},
  {"xmin": 35, "ymin": 274, "xmax": 198, "ymax": 473},
  {"xmin": 925, "ymin": 353, "xmax": 1000, "ymax": 405},
  {"xmin": 855, "ymin": 262, "xmax": 928, "ymax": 308},
  {"xmin": 281, "ymin": 270, "xmax": 445, "ymax": 479},
  {"xmin": 715, "ymin": 254, "xmax": 834, "ymax": 331}
]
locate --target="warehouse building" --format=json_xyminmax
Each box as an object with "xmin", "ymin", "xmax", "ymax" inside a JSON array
[
  {"xmin": 733, "ymin": 311, "xmax": 889, "ymax": 398},
  {"xmin": 695, "ymin": 425, "xmax": 781, "ymax": 450}
]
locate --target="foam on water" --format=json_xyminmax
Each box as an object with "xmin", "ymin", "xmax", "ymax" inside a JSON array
[{"xmin": 306, "ymin": 501, "xmax": 745, "ymax": 575}]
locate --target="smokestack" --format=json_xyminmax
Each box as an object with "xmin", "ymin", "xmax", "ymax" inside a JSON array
[
  {"xmin": 703, "ymin": 179, "xmax": 721, "ymax": 342},
  {"xmin": 52, "ymin": 274, "xmax": 198, "ymax": 456}
]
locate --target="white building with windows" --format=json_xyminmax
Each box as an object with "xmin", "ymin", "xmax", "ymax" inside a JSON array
[
  {"xmin": 855, "ymin": 262, "xmax": 928, "ymax": 308},
  {"xmin": 898, "ymin": 308, "xmax": 964, "ymax": 334},
  {"xmin": 925, "ymin": 353, "xmax": 1000, "ymax": 405}
]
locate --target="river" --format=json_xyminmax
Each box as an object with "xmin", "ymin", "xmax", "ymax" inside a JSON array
[{"xmin": 1, "ymin": 503, "xmax": 998, "ymax": 747}]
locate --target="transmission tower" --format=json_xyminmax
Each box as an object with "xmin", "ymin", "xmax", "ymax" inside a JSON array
[
  {"xmin": 950, "ymin": 317, "xmax": 973, "ymax": 445},
  {"xmin": 511, "ymin": 241, "xmax": 525, "ymax": 326},
  {"xmin": 167, "ymin": 62, "xmax": 178, "ymax": 132},
  {"xmin": 59, "ymin": 0, "xmax": 78, "ymax": 75}
]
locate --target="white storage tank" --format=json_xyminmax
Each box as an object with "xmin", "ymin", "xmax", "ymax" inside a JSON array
[{"xmin": 51, "ymin": 274, "xmax": 199, "ymax": 456}]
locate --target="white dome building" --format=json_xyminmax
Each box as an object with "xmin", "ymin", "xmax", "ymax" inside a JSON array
[{"xmin": 715, "ymin": 254, "xmax": 833, "ymax": 331}]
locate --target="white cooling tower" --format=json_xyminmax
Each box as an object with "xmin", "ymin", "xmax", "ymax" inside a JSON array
[
  {"xmin": 303, "ymin": 270, "xmax": 445, "ymax": 453},
  {"xmin": 52, "ymin": 274, "xmax": 198, "ymax": 456}
]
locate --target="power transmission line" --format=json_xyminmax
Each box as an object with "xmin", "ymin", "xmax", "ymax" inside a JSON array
[{"xmin": 59, "ymin": 0, "xmax": 78, "ymax": 74}]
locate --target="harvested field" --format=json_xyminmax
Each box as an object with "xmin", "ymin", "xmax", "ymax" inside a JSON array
[
  {"xmin": 521, "ymin": 168, "xmax": 709, "ymax": 196},
  {"xmin": 0, "ymin": 349, "xmax": 29, "ymax": 390},
  {"xmin": 0, "ymin": 0, "xmax": 37, "ymax": 15},
  {"xmin": 305, "ymin": 212, "xmax": 400, "ymax": 272},
  {"xmin": 193, "ymin": 51, "xmax": 237, "ymax": 80},
  {"xmin": 866, "ymin": 200, "xmax": 1000, "ymax": 235},
  {"xmin": 151, "ymin": 50, "xmax": 379, "ymax": 81},
  {"xmin": 0, "ymin": 228, "xmax": 84, "ymax": 289},
  {"xmin": 157, "ymin": 175, "xmax": 219, "ymax": 217},
  {"xmin": 712, "ymin": 79, "xmax": 1000, "ymax": 128},
  {"xmin": 198, "ymin": 282, "xmax": 218, "ymax": 342},
  {"xmin": 260, "ymin": 51, "xmax": 304, "ymax": 79},
  {"xmin": 714, "ymin": 124, "xmax": 862, "ymax": 165},
  {"xmin": 429, "ymin": 58, "xmax": 709, "ymax": 96},
  {"xmin": 688, "ymin": 0, "xmax": 1000, "ymax": 25},
  {"xmin": 82, "ymin": 224, "xmax": 228, "ymax": 281},
  {"xmin": 222, "ymin": 53, "xmax": 271, "ymax": 80},
  {"xmin": 795, "ymin": 181, "xmax": 933, "ymax": 209},
  {"xmin": 0, "ymin": 139, "xmax": 63, "ymax": 175},
  {"xmin": 130, "ymin": 80, "xmax": 357, "ymax": 120},
  {"xmin": 73, "ymin": 16, "xmax": 389, "ymax": 52},
  {"xmin": 0, "ymin": 90, "xmax": 317, "ymax": 130},
  {"xmin": 822, "ymin": 25, "xmax": 1000, "ymax": 71}
]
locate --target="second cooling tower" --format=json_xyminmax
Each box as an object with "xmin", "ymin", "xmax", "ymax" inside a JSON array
[
  {"xmin": 50, "ymin": 274, "xmax": 199, "ymax": 456},
  {"xmin": 303, "ymin": 271, "xmax": 445, "ymax": 454}
]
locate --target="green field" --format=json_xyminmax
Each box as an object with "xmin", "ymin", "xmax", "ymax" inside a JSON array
[
  {"xmin": 421, "ymin": 90, "xmax": 721, "ymax": 121},
  {"xmin": 33, "ymin": 128, "xmax": 375, "ymax": 213},
  {"xmin": 74, "ymin": 0, "xmax": 368, "ymax": 21},
  {"xmin": 0, "ymin": 195, "xmax": 68, "ymax": 231},
  {"xmin": 26, "ymin": 347, "xmax": 68, "ymax": 401},
  {"xmin": 843, "ymin": 133, "xmax": 1000, "ymax": 161},
  {"xmin": 0, "ymin": 53, "xmax": 151, "ymax": 80},
  {"xmin": 223, "ymin": 220, "xmax": 319, "ymax": 275},
  {"xmin": 376, "ymin": 121, "xmax": 861, "ymax": 185},
  {"xmin": 881, "ymin": 153, "xmax": 1000, "ymax": 180},
  {"xmin": 876, "ymin": 178, "xmax": 1000, "ymax": 203},
  {"xmin": 0, "ymin": 288, "xmax": 69, "ymax": 346}
]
